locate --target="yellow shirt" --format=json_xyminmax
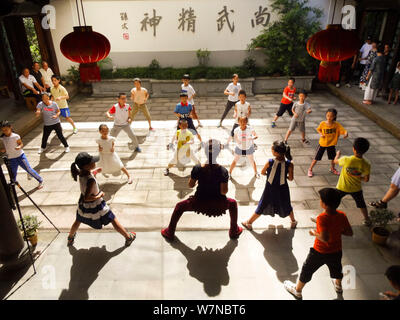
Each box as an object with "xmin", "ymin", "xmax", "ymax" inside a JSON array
[
  {"xmin": 176, "ymin": 129, "xmax": 193, "ymax": 149},
  {"xmin": 50, "ymin": 85, "xmax": 69, "ymax": 109},
  {"xmin": 336, "ymin": 156, "xmax": 370, "ymax": 193},
  {"xmin": 317, "ymin": 121, "xmax": 346, "ymax": 147}
]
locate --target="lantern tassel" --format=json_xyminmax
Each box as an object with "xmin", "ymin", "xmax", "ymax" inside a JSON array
[
  {"xmin": 318, "ymin": 61, "xmax": 341, "ymax": 83},
  {"xmin": 79, "ymin": 63, "xmax": 101, "ymax": 83}
]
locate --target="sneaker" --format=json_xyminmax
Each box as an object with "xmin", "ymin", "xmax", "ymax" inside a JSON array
[
  {"xmin": 284, "ymin": 280, "xmax": 302, "ymax": 300},
  {"xmin": 135, "ymin": 147, "xmax": 142, "ymax": 153},
  {"xmin": 301, "ymin": 139, "xmax": 310, "ymax": 145},
  {"xmin": 255, "ymin": 172, "xmax": 260, "ymax": 179},
  {"xmin": 149, "ymin": 127, "xmax": 155, "ymax": 131},
  {"xmin": 38, "ymin": 147, "xmax": 45, "ymax": 154},
  {"xmin": 64, "ymin": 147, "xmax": 70, "ymax": 153},
  {"xmin": 307, "ymin": 169, "xmax": 313, "ymax": 177},
  {"xmin": 73, "ymin": 128, "xmax": 78, "ymax": 134},
  {"xmin": 217, "ymin": 122, "xmax": 222, "ymax": 128},
  {"xmin": 271, "ymin": 122, "xmax": 276, "ymax": 128},
  {"xmin": 37, "ymin": 181, "xmax": 44, "ymax": 189},
  {"xmin": 332, "ymin": 279, "xmax": 343, "ymax": 294},
  {"xmin": 67, "ymin": 233, "xmax": 76, "ymax": 246},
  {"xmin": 125, "ymin": 232, "xmax": 136, "ymax": 247},
  {"xmin": 163, "ymin": 168, "xmax": 169, "ymax": 176},
  {"xmin": 336, "ymin": 83, "xmax": 341, "ymax": 88},
  {"xmin": 229, "ymin": 226, "xmax": 243, "ymax": 239},
  {"xmin": 330, "ymin": 168, "xmax": 340, "ymax": 175},
  {"xmin": 345, "ymin": 83, "xmax": 351, "ymax": 88},
  {"xmin": 161, "ymin": 228, "xmax": 174, "ymax": 241},
  {"xmin": 127, "ymin": 176, "xmax": 133, "ymax": 184}
]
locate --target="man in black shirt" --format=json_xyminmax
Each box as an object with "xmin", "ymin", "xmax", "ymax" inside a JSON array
[{"xmin": 31, "ymin": 62, "xmax": 45, "ymax": 93}]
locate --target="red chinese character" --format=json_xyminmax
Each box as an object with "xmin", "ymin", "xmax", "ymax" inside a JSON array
[{"xmin": 123, "ymin": 33, "xmax": 129, "ymax": 40}]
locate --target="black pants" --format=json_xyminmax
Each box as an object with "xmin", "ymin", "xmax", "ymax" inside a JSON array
[
  {"xmin": 338, "ymin": 60, "xmax": 353, "ymax": 84},
  {"xmin": 299, "ymin": 248, "xmax": 343, "ymax": 283},
  {"xmin": 41, "ymin": 123, "xmax": 69, "ymax": 149},
  {"xmin": 220, "ymin": 100, "xmax": 238, "ymax": 123}
]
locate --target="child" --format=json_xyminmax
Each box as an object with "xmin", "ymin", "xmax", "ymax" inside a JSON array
[
  {"xmin": 130, "ymin": 78, "xmax": 154, "ymax": 132},
  {"xmin": 229, "ymin": 117, "xmax": 259, "ymax": 178},
  {"xmin": 388, "ymin": 61, "xmax": 400, "ymax": 105},
  {"xmin": 241, "ymin": 141, "xmax": 297, "ymax": 229},
  {"xmin": 164, "ymin": 119, "xmax": 200, "ymax": 176},
  {"xmin": 95, "ymin": 124, "xmax": 132, "ymax": 184},
  {"xmin": 334, "ymin": 137, "xmax": 371, "ymax": 225},
  {"xmin": 67, "ymin": 152, "xmax": 136, "ymax": 247},
  {"xmin": 171, "ymin": 92, "xmax": 202, "ymax": 146},
  {"xmin": 0, "ymin": 120, "xmax": 43, "ymax": 189},
  {"xmin": 308, "ymin": 108, "xmax": 348, "ymax": 178},
  {"xmin": 218, "ymin": 74, "xmax": 241, "ymax": 127},
  {"xmin": 226, "ymin": 89, "xmax": 251, "ymax": 145},
  {"xmin": 181, "ymin": 74, "xmax": 202, "ymax": 128},
  {"xmin": 284, "ymin": 89, "xmax": 312, "ymax": 144},
  {"xmin": 284, "ymin": 188, "xmax": 353, "ymax": 300},
  {"xmin": 50, "ymin": 75, "xmax": 78, "ymax": 134},
  {"xmin": 35, "ymin": 92, "xmax": 70, "ymax": 154},
  {"xmin": 381, "ymin": 265, "xmax": 400, "ymax": 300},
  {"xmin": 271, "ymin": 78, "xmax": 296, "ymax": 128},
  {"xmin": 107, "ymin": 93, "xmax": 141, "ymax": 153}
]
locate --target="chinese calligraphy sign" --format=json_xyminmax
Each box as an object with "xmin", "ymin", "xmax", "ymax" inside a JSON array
[
  {"xmin": 251, "ymin": 6, "xmax": 270, "ymax": 28},
  {"xmin": 178, "ymin": 7, "xmax": 196, "ymax": 33},
  {"xmin": 217, "ymin": 6, "xmax": 235, "ymax": 32},
  {"xmin": 141, "ymin": 9, "xmax": 162, "ymax": 37}
]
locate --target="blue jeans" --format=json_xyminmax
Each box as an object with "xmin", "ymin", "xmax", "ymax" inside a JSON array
[{"xmin": 9, "ymin": 154, "xmax": 43, "ymax": 183}]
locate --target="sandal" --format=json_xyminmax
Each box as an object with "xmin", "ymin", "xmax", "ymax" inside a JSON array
[
  {"xmin": 301, "ymin": 139, "xmax": 310, "ymax": 144},
  {"xmin": 241, "ymin": 221, "xmax": 253, "ymax": 231},
  {"xmin": 368, "ymin": 200, "xmax": 387, "ymax": 209},
  {"xmin": 125, "ymin": 232, "xmax": 136, "ymax": 246},
  {"xmin": 330, "ymin": 168, "xmax": 340, "ymax": 176},
  {"xmin": 67, "ymin": 233, "xmax": 76, "ymax": 246},
  {"xmin": 290, "ymin": 220, "xmax": 298, "ymax": 229}
]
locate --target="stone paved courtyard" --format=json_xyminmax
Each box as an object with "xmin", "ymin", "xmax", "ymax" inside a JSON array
[{"xmin": 1, "ymin": 91, "xmax": 400, "ymax": 300}]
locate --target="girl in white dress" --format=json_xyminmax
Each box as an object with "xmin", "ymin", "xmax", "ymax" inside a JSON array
[{"xmin": 95, "ymin": 124, "xmax": 132, "ymax": 184}]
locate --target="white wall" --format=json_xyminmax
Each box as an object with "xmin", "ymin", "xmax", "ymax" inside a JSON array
[{"xmin": 49, "ymin": 0, "xmax": 356, "ymax": 74}]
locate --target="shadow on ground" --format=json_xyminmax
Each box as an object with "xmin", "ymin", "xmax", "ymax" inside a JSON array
[
  {"xmin": 59, "ymin": 245, "xmax": 126, "ymax": 300},
  {"xmin": 168, "ymin": 237, "xmax": 238, "ymax": 297}
]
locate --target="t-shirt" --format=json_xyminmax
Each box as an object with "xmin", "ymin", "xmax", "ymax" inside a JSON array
[
  {"xmin": 337, "ymin": 156, "xmax": 371, "ymax": 193},
  {"xmin": 36, "ymin": 101, "xmax": 61, "ymax": 126},
  {"xmin": 360, "ymin": 43, "xmax": 372, "ymax": 65},
  {"xmin": 292, "ymin": 101, "xmax": 311, "ymax": 122},
  {"xmin": 19, "ymin": 74, "xmax": 37, "ymax": 93},
  {"xmin": 96, "ymin": 136, "xmax": 116, "ymax": 154},
  {"xmin": 234, "ymin": 125, "xmax": 255, "ymax": 150},
  {"xmin": 226, "ymin": 82, "xmax": 241, "ymax": 102},
  {"xmin": 391, "ymin": 167, "xmax": 400, "ymax": 189},
  {"xmin": 281, "ymin": 86, "xmax": 296, "ymax": 104},
  {"xmin": 31, "ymin": 70, "xmax": 44, "ymax": 87},
  {"xmin": 108, "ymin": 103, "xmax": 132, "ymax": 126},
  {"xmin": 234, "ymin": 101, "xmax": 250, "ymax": 123},
  {"xmin": 174, "ymin": 103, "xmax": 193, "ymax": 118},
  {"xmin": 317, "ymin": 121, "xmax": 346, "ymax": 147},
  {"xmin": 314, "ymin": 210, "xmax": 351, "ymax": 254},
  {"xmin": 191, "ymin": 164, "xmax": 229, "ymax": 200},
  {"xmin": 50, "ymin": 85, "xmax": 69, "ymax": 109},
  {"xmin": 131, "ymin": 87, "xmax": 148, "ymax": 105},
  {"xmin": 40, "ymin": 67, "xmax": 54, "ymax": 88},
  {"xmin": 176, "ymin": 129, "xmax": 194, "ymax": 149},
  {"xmin": 1, "ymin": 133, "xmax": 23, "ymax": 159},
  {"xmin": 181, "ymin": 84, "xmax": 196, "ymax": 105}
]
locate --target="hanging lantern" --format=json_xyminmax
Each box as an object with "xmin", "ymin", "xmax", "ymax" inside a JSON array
[
  {"xmin": 60, "ymin": 26, "xmax": 110, "ymax": 83},
  {"xmin": 307, "ymin": 24, "xmax": 359, "ymax": 83}
]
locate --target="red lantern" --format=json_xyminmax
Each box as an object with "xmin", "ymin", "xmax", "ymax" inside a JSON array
[
  {"xmin": 60, "ymin": 26, "xmax": 110, "ymax": 83},
  {"xmin": 307, "ymin": 24, "xmax": 359, "ymax": 83}
]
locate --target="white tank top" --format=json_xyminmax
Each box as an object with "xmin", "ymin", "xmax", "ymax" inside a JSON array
[{"xmin": 235, "ymin": 101, "xmax": 250, "ymax": 123}]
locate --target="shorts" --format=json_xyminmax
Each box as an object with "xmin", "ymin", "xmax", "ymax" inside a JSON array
[
  {"xmin": 288, "ymin": 118, "xmax": 305, "ymax": 132},
  {"xmin": 314, "ymin": 145, "xmax": 336, "ymax": 161},
  {"xmin": 60, "ymin": 108, "xmax": 71, "ymax": 118},
  {"xmin": 276, "ymin": 102, "xmax": 293, "ymax": 117},
  {"xmin": 235, "ymin": 146, "xmax": 255, "ymax": 156},
  {"xmin": 336, "ymin": 189, "xmax": 366, "ymax": 208},
  {"xmin": 177, "ymin": 117, "xmax": 197, "ymax": 135},
  {"xmin": 299, "ymin": 248, "xmax": 343, "ymax": 283}
]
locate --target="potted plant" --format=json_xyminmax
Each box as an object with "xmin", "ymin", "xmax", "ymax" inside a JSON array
[
  {"xmin": 61, "ymin": 76, "xmax": 67, "ymax": 86},
  {"xmin": 66, "ymin": 65, "xmax": 80, "ymax": 85},
  {"xmin": 17, "ymin": 215, "xmax": 41, "ymax": 246},
  {"xmin": 369, "ymin": 209, "xmax": 396, "ymax": 245},
  {"xmin": 196, "ymin": 49, "xmax": 211, "ymax": 67}
]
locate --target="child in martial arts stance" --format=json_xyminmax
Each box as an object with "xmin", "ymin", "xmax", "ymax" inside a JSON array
[
  {"xmin": 164, "ymin": 119, "xmax": 200, "ymax": 176},
  {"xmin": 94, "ymin": 124, "xmax": 132, "ymax": 184},
  {"xmin": 106, "ymin": 93, "xmax": 141, "ymax": 153},
  {"xmin": 181, "ymin": 74, "xmax": 202, "ymax": 128},
  {"xmin": 241, "ymin": 141, "xmax": 297, "ymax": 230},
  {"xmin": 0, "ymin": 120, "xmax": 43, "ymax": 189},
  {"xmin": 226, "ymin": 89, "xmax": 252, "ymax": 145},
  {"xmin": 229, "ymin": 117, "xmax": 259, "ymax": 178}
]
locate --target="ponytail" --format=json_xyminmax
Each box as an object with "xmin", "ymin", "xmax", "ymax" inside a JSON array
[
  {"xmin": 71, "ymin": 162, "xmax": 80, "ymax": 181},
  {"xmin": 285, "ymin": 145, "xmax": 292, "ymax": 161},
  {"xmin": 272, "ymin": 140, "xmax": 292, "ymax": 161}
]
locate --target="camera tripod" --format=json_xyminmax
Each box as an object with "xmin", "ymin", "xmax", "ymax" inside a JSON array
[{"xmin": 1, "ymin": 156, "xmax": 60, "ymax": 274}]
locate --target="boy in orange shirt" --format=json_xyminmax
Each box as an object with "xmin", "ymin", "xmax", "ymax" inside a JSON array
[
  {"xmin": 271, "ymin": 77, "xmax": 296, "ymax": 128},
  {"xmin": 308, "ymin": 108, "xmax": 348, "ymax": 177},
  {"xmin": 284, "ymin": 188, "xmax": 353, "ymax": 299}
]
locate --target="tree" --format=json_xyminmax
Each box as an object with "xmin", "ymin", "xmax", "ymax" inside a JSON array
[
  {"xmin": 23, "ymin": 17, "xmax": 42, "ymax": 63},
  {"xmin": 248, "ymin": 0, "xmax": 322, "ymax": 75}
]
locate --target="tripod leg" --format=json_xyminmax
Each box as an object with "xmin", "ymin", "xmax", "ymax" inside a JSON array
[{"xmin": 17, "ymin": 183, "xmax": 60, "ymax": 234}]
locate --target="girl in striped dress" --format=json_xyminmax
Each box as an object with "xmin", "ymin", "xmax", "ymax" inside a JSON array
[{"xmin": 67, "ymin": 152, "xmax": 136, "ymax": 246}]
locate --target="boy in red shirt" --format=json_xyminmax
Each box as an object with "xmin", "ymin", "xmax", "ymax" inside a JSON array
[
  {"xmin": 284, "ymin": 188, "xmax": 353, "ymax": 299},
  {"xmin": 271, "ymin": 78, "xmax": 296, "ymax": 128}
]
